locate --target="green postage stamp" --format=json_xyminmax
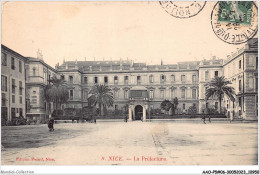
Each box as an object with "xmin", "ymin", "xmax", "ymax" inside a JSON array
[
  {"xmin": 217, "ymin": 1, "xmax": 253, "ymax": 25},
  {"xmin": 211, "ymin": 1, "xmax": 258, "ymax": 44}
]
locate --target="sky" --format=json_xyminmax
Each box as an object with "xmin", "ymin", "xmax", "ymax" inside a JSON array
[{"xmin": 1, "ymin": 1, "xmax": 258, "ymax": 67}]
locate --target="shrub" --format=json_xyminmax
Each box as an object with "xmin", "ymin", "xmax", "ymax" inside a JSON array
[{"xmin": 188, "ymin": 106, "xmax": 197, "ymax": 114}]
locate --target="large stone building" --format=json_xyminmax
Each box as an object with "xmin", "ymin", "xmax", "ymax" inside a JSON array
[{"xmin": 1, "ymin": 38, "xmax": 258, "ymax": 123}]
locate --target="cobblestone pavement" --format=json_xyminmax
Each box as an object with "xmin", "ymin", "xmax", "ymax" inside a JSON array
[{"xmin": 1, "ymin": 121, "xmax": 258, "ymax": 165}]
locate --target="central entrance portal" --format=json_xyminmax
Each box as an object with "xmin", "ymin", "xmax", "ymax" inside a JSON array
[{"xmin": 134, "ymin": 105, "xmax": 143, "ymax": 120}]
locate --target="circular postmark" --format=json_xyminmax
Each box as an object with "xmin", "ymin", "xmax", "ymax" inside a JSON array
[
  {"xmin": 211, "ymin": 1, "xmax": 258, "ymax": 45},
  {"xmin": 159, "ymin": 1, "xmax": 206, "ymax": 19}
]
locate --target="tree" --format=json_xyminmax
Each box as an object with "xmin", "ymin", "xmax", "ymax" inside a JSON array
[
  {"xmin": 88, "ymin": 84, "xmax": 114, "ymax": 116},
  {"xmin": 172, "ymin": 97, "xmax": 179, "ymax": 115},
  {"xmin": 44, "ymin": 76, "xmax": 69, "ymax": 114},
  {"xmin": 160, "ymin": 100, "xmax": 172, "ymax": 115},
  {"xmin": 205, "ymin": 76, "xmax": 235, "ymax": 114}
]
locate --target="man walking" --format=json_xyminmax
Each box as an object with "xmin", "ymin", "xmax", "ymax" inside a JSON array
[{"xmin": 202, "ymin": 110, "xmax": 206, "ymax": 124}]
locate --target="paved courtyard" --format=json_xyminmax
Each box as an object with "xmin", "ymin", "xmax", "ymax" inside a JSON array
[{"xmin": 1, "ymin": 121, "xmax": 258, "ymax": 165}]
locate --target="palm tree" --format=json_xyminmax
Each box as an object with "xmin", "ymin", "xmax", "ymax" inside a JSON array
[
  {"xmin": 44, "ymin": 76, "xmax": 69, "ymax": 114},
  {"xmin": 88, "ymin": 84, "xmax": 114, "ymax": 116},
  {"xmin": 205, "ymin": 76, "xmax": 235, "ymax": 114}
]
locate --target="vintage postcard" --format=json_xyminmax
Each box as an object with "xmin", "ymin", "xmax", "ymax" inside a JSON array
[{"xmin": 1, "ymin": 1, "xmax": 259, "ymax": 174}]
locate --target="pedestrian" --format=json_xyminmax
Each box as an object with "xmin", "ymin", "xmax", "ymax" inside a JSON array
[
  {"xmin": 205, "ymin": 106, "xmax": 210, "ymax": 123},
  {"xmin": 48, "ymin": 117, "xmax": 55, "ymax": 131},
  {"xmin": 201, "ymin": 110, "xmax": 206, "ymax": 124},
  {"xmin": 125, "ymin": 115, "xmax": 128, "ymax": 123}
]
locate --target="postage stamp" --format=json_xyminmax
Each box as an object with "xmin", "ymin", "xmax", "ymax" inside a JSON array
[
  {"xmin": 159, "ymin": 1, "xmax": 206, "ymax": 19},
  {"xmin": 211, "ymin": 1, "xmax": 258, "ymax": 44}
]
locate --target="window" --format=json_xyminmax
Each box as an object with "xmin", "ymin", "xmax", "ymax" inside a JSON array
[
  {"xmin": 104, "ymin": 76, "xmax": 108, "ymax": 84},
  {"xmin": 206, "ymin": 102, "xmax": 209, "ymax": 108},
  {"xmin": 215, "ymin": 71, "xmax": 218, "ymax": 77},
  {"xmin": 11, "ymin": 57, "xmax": 15, "ymax": 70},
  {"xmin": 227, "ymin": 101, "xmax": 229, "ymax": 109},
  {"xmin": 1, "ymin": 75, "xmax": 7, "ymax": 92},
  {"xmin": 61, "ymin": 75, "xmax": 64, "ymax": 80},
  {"xmin": 205, "ymin": 71, "xmax": 209, "ymax": 81},
  {"xmin": 33, "ymin": 68, "xmax": 36, "ymax": 76},
  {"xmin": 183, "ymin": 104, "xmax": 185, "ymax": 110},
  {"xmin": 256, "ymin": 57, "xmax": 258, "ymax": 69},
  {"xmin": 114, "ymin": 90, "xmax": 119, "ymax": 99},
  {"xmin": 256, "ymin": 77, "xmax": 258, "ymax": 90},
  {"xmin": 171, "ymin": 75, "xmax": 175, "ymax": 82},
  {"xmin": 181, "ymin": 75, "xmax": 185, "ymax": 82},
  {"xmin": 19, "ymin": 81, "xmax": 22, "ymax": 95},
  {"xmin": 19, "ymin": 61, "xmax": 22, "ymax": 73},
  {"xmin": 171, "ymin": 89, "xmax": 175, "ymax": 99},
  {"xmin": 160, "ymin": 75, "xmax": 165, "ymax": 84},
  {"xmin": 20, "ymin": 96, "xmax": 22, "ymax": 104},
  {"xmin": 2, "ymin": 93, "xmax": 6, "ymax": 106},
  {"xmin": 124, "ymin": 90, "xmax": 129, "ymax": 99},
  {"xmin": 94, "ymin": 77, "xmax": 98, "ymax": 84},
  {"xmin": 137, "ymin": 76, "xmax": 141, "ymax": 85},
  {"xmin": 83, "ymin": 89, "xmax": 88, "ymax": 100},
  {"xmin": 239, "ymin": 60, "xmax": 241, "ymax": 69},
  {"xmin": 12, "ymin": 95, "xmax": 15, "ymax": 103},
  {"xmin": 149, "ymin": 90, "xmax": 154, "ymax": 99},
  {"xmin": 1, "ymin": 53, "xmax": 7, "ymax": 66},
  {"xmin": 69, "ymin": 76, "xmax": 73, "ymax": 84},
  {"xmin": 181, "ymin": 88, "xmax": 185, "ymax": 98},
  {"xmin": 12, "ymin": 79, "xmax": 15, "ymax": 93},
  {"xmin": 82, "ymin": 77, "xmax": 87, "ymax": 84},
  {"xmin": 149, "ymin": 75, "xmax": 154, "ymax": 83},
  {"xmin": 11, "ymin": 108, "xmax": 15, "ymax": 118},
  {"xmin": 192, "ymin": 89, "xmax": 196, "ymax": 99},
  {"xmin": 238, "ymin": 97, "xmax": 242, "ymax": 107},
  {"xmin": 124, "ymin": 76, "xmax": 129, "ymax": 84},
  {"xmin": 239, "ymin": 80, "xmax": 242, "ymax": 91},
  {"xmin": 248, "ymin": 78, "xmax": 254, "ymax": 89},
  {"xmin": 19, "ymin": 108, "xmax": 23, "ymax": 116},
  {"xmin": 114, "ymin": 76, "xmax": 118, "ymax": 84},
  {"xmin": 192, "ymin": 75, "xmax": 196, "ymax": 83},
  {"xmin": 69, "ymin": 90, "xmax": 73, "ymax": 100},
  {"xmin": 215, "ymin": 102, "xmax": 218, "ymax": 110},
  {"xmin": 160, "ymin": 90, "xmax": 165, "ymax": 99}
]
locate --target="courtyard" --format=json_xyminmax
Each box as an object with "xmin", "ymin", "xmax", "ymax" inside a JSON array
[{"xmin": 1, "ymin": 120, "xmax": 258, "ymax": 165}]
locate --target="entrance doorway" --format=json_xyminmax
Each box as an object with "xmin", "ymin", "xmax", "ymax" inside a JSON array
[{"xmin": 134, "ymin": 105, "xmax": 143, "ymax": 120}]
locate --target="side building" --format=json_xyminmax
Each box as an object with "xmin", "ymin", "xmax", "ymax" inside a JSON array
[
  {"xmin": 1, "ymin": 45, "xmax": 26, "ymax": 124},
  {"xmin": 25, "ymin": 57, "xmax": 57, "ymax": 122}
]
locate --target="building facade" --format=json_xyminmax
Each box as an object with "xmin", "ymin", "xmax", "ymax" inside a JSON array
[
  {"xmin": 1, "ymin": 45, "xmax": 26, "ymax": 124},
  {"xmin": 1, "ymin": 38, "xmax": 258, "ymax": 123},
  {"xmin": 25, "ymin": 56, "xmax": 57, "ymax": 122}
]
